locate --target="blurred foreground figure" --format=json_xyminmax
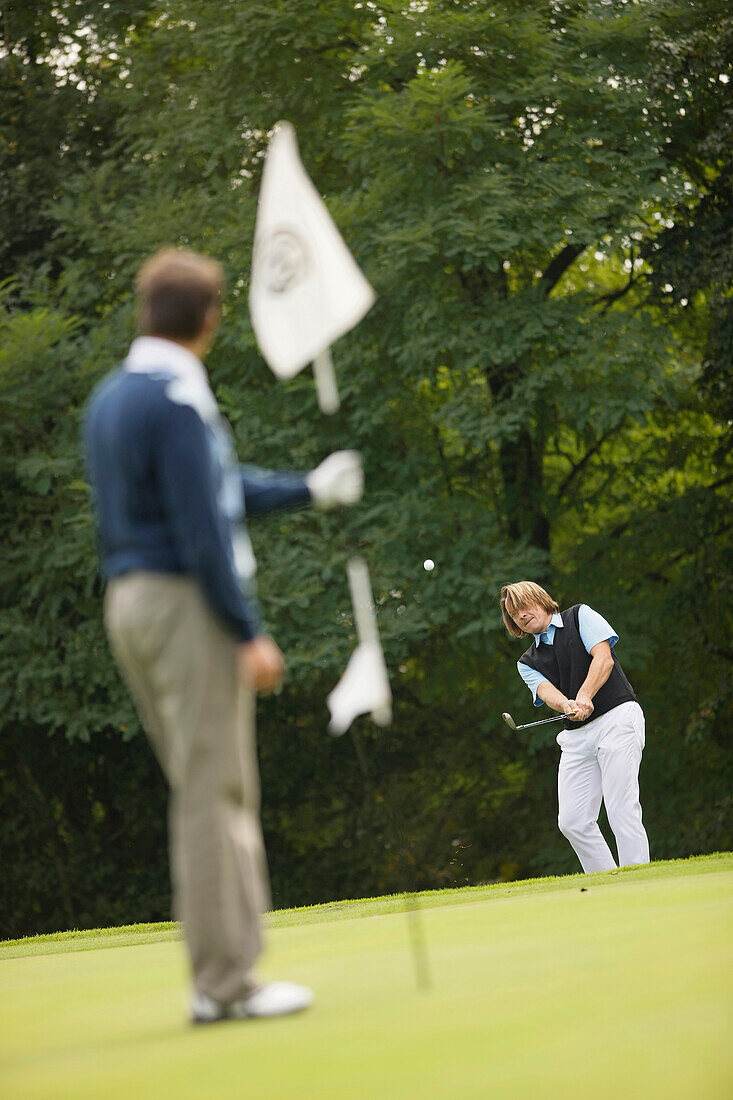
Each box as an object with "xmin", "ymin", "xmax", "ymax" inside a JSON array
[
  {"xmin": 500, "ymin": 582, "xmax": 650, "ymax": 873},
  {"xmin": 84, "ymin": 248, "xmax": 362, "ymax": 1023}
]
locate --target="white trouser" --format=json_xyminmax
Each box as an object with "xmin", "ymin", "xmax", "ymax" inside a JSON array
[{"xmin": 556, "ymin": 700, "xmax": 650, "ymax": 873}]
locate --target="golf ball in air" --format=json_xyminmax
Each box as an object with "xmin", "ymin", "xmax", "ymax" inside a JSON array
[{"xmin": 423, "ymin": 559, "xmax": 435, "ymax": 571}]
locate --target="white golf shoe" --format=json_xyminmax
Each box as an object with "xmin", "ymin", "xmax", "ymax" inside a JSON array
[{"xmin": 192, "ymin": 981, "xmax": 313, "ymax": 1024}]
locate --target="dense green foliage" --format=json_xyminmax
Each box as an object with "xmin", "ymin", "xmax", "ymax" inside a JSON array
[{"xmin": 1, "ymin": 0, "xmax": 730, "ymax": 938}]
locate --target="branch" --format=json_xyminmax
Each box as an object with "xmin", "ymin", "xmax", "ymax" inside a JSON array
[
  {"xmin": 557, "ymin": 425, "xmax": 623, "ymax": 500},
  {"xmin": 700, "ymin": 641, "xmax": 733, "ymax": 665},
  {"xmin": 583, "ymin": 475, "xmax": 733, "ymax": 571},
  {"xmin": 300, "ymin": 37, "xmax": 362, "ymax": 57},
  {"xmin": 539, "ymin": 242, "xmax": 587, "ymax": 297},
  {"xmin": 548, "ymin": 441, "xmax": 578, "ymax": 468},
  {"xmin": 625, "ymin": 545, "xmax": 698, "ymax": 594},
  {"xmin": 597, "ymin": 271, "xmax": 645, "ymax": 315}
]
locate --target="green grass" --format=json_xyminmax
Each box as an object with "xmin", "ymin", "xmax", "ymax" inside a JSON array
[{"xmin": 2, "ymin": 855, "xmax": 731, "ymax": 1098}]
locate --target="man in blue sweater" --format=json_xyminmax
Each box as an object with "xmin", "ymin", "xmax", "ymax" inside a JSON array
[{"xmin": 84, "ymin": 247, "xmax": 363, "ymax": 1023}]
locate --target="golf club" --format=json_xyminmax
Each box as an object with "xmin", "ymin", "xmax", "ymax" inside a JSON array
[{"xmin": 502, "ymin": 710, "xmax": 576, "ymax": 732}]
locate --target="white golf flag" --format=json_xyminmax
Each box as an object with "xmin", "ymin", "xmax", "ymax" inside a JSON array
[
  {"xmin": 327, "ymin": 557, "xmax": 392, "ymax": 737},
  {"xmin": 327, "ymin": 641, "xmax": 392, "ymax": 737},
  {"xmin": 250, "ymin": 122, "xmax": 375, "ymax": 399}
]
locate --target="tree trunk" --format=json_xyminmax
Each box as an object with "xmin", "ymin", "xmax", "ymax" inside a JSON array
[{"xmin": 498, "ymin": 429, "xmax": 550, "ymax": 554}]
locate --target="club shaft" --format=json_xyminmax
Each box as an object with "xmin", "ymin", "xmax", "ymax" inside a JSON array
[{"xmin": 516, "ymin": 713, "xmax": 569, "ymax": 731}]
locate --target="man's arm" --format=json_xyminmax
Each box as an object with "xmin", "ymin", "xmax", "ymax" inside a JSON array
[
  {"xmin": 574, "ymin": 640, "xmax": 614, "ymax": 716},
  {"xmin": 572, "ymin": 604, "xmax": 618, "ymax": 719},
  {"xmin": 158, "ymin": 402, "xmax": 287, "ymax": 692},
  {"xmin": 517, "ymin": 662, "xmax": 579, "ymax": 717},
  {"xmin": 241, "ymin": 451, "xmax": 363, "ymax": 516},
  {"xmin": 157, "ymin": 399, "xmax": 262, "ymax": 642},
  {"xmin": 240, "ymin": 466, "xmax": 311, "ymax": 516},
  {"xmin": 537, "ymin": 640, "xmax": 613, "ymax": 721},
  {"xmin": 536, "ymin": 680, "xmax": 582, "ymax": 718},
  {"xmin": 239, "ymin": 448, "xmax": 363, "ymax": 517},
  {"xmin": 517, "ymin": 661, "xmax": 552, "ymax": 708}
]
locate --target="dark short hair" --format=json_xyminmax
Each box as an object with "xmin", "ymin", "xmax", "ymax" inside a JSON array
[{"xmin": 136, "ymin": 248, "xmax": 224, "ymax": 341}]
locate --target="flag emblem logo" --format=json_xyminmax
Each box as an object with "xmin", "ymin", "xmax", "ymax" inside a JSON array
[{"xmin": 254, "ymin": 226, "xmax": 310, "ymax": 295}]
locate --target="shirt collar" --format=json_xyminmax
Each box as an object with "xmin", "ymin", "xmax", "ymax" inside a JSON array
[
  {"xmin": 125, "ymin": 336, "xmax": 209, "ymax": 389},
  {"xmin": 534, "ymin": 611, "xmax": 563, "ymax": 645}
]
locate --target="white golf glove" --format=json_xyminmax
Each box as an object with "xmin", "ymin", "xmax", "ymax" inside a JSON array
[{"xmin": 306, "ymin": 450, "xmax": 364, "ymax": 510}]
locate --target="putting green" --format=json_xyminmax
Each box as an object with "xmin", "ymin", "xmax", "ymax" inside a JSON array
[{"xmin": 1, "ymin": 856, "xmax": 731, "ymax": 1099}]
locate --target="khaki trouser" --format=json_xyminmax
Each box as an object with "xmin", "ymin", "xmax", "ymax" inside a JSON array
[{"xmin": 104, "ymin": 572, "xmax": 269, "ymax": 1004}]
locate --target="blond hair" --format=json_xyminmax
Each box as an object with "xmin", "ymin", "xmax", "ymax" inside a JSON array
[
  {"xmin": 500, "ymin": 581, "xmax": 559, "ymax": 638},
  {"xmin": 136, "ymin": 248, "xmax": 224, "ymax": 341}
]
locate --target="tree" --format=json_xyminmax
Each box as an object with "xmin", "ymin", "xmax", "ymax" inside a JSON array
[{"xmin": 1, "ymin": 0, "xmax": 730, "ymax": 937}]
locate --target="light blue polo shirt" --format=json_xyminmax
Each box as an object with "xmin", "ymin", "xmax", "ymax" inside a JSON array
[{"xmin": 517, "ymin": 606, "xmax": 619, "ymax": 706}]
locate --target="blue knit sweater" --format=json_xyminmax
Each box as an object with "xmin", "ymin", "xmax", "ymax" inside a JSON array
[{"xmin": 83, "ymin": 344, "xmax": 311, "ymax": 642}]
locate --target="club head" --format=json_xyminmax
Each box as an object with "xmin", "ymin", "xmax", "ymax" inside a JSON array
[{"xmin": 501, "ymin": 712, "xmax": 517, "ymax": 731}]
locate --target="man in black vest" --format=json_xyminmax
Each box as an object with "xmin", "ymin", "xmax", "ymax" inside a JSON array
[{"xmin": 500, "ymin": 581, "xmax": 650, "ymax": 872}]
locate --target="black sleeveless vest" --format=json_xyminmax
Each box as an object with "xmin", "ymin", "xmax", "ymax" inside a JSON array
[{"xmin": 518, "ymin": 605, "xmax": 636, "ymax": 728}]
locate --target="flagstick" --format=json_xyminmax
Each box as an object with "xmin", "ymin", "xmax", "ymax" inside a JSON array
[
  {"xmin": 347, "ymin": 556, "xmax": 378, "ymax": 645},
  {"xmin": 346, "ymin": 561, "xmax": 426, "ymax": 991},
  {"xmin": 404, "ymin": 889, "xmax": 432, "ymax": 991},
  {"xmin": 346, "ymin": 557, "xmax": 391, "ymax": 725},
  {"xmin": 313, "ymin": 347, "xmax": 340, "ymax": 415}
]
